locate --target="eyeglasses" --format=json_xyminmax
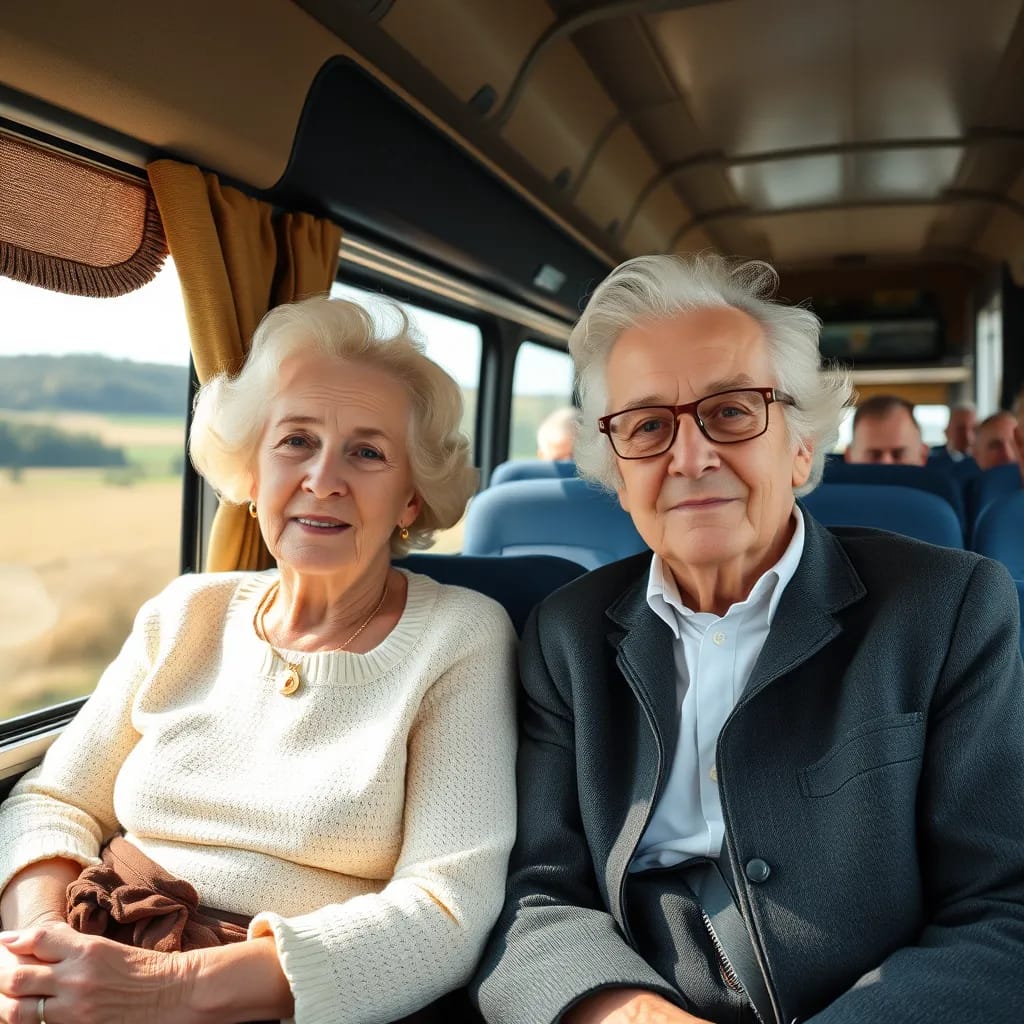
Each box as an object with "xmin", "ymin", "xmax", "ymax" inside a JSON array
[{"xmin": 598, "ymin": 387, "xmax": 797, "ymax": 459}]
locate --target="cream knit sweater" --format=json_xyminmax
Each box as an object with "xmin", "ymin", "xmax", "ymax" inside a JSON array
[{"xmin": 0, "ymin": 569, "xmax": 518, "ymax": 1024}]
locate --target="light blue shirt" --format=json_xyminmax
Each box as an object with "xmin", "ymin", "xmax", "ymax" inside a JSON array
[{"xmin": 630, "ymin": 508, "xmax": 806, "ymax": 871}]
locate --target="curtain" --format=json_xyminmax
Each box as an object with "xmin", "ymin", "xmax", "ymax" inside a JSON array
[{"xmin": 147, "ymin": 160, "xmax": 342, "ymax": 572}]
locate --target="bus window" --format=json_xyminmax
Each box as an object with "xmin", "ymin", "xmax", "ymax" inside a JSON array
[
  {"xmin": 510, "ymin": 341, "xmax": 575, "ymax": 459},
  {"xmin": 0, "ymin": 260, "xmax": 190, "ymax": 723}
]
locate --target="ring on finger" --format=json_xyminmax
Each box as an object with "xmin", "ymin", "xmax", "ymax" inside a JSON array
[{"xmin": 37, "ymin": 996, "xmax": 46, "ymax": 1024}]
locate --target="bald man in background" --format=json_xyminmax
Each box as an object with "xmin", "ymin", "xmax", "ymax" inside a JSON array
[
  {"xmin": 845, "ymin": 395, "xmax": 929, "ymax": 466},
  {"xmin": 973, "ymin": 411, "xmax": 1019, "ymax": 471}
]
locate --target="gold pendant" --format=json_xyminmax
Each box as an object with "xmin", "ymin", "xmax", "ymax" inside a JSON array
[{"xmin": 278, "ymin": 664, "xmax": 301, "ymax": 696}]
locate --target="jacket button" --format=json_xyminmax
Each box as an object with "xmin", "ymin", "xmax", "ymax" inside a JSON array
[{"xmin": 745, "ymin": 858, "xmax": 771, "ymax": 883}]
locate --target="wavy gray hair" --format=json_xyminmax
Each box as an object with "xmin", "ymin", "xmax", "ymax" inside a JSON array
[
  {"xmin": 570, "ymin": 254, "xmax": 853, "ymax": 495},
  {"xmin": 189, "ymin": 295, "xmax": 477, "ymax": 555}
]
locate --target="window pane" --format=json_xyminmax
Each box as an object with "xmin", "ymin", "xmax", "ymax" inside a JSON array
[
  {"xmin": 511, "ymin": 340, "xmax": 575, "ymax": 459},
  {"xmin": 0, "ymin": 260, "xmax": 191, "ymax": 722},
  {"xmin": 330, "ymin": 280, "xmax": 483, "ymax": 553}
]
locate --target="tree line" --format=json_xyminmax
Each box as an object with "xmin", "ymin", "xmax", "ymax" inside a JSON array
[{"xmin": 0, "ymin": 354, "xmax": 189, "ymax": 471}]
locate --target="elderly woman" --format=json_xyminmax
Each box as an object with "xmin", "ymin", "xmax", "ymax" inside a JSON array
[
  {"xmin": 0, "ymin": 297, "xmax": 517, "ymax": 1024},
  {"xmin": 473, "ymin": 255, "xmax": 1024, "ymax": 1024}
]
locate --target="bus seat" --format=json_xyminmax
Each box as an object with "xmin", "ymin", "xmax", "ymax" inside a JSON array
[
  {"xmin": 970, "ymin": 491, "xmax": 1024, "ymax": 579},
  {"xmin": 821, "ymin": 461, "xmax": 966, "ymax": 528},
  {"xmin": 802, "ymin": 484, "xmax": 964, "ymax": 548},
  {"xmin": 966, "ymin": 463, "xmax": 1022, "ymax": 530},
  {"xmin": 394, "ymin": 553, "xmax": 585, "ymax": 634},
  {"xmin": 489, "ymin": 459, "xmax": 577, "ymax": 486},
  {"xmin": 462, "ymin": 477, "xmax": 648, "ymax": 570}
]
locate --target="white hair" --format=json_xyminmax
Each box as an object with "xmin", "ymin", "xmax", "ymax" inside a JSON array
[
  {"xmin": 189, "ymin": 296, "xmax": 477, "ymax": 554},
  {"xmin": 570, "ymin": 254, "xmax": 853, "ymax": 495},
  {"xmin": 536, "ymin": 406, "xmax": 579, "ymax": 452}
]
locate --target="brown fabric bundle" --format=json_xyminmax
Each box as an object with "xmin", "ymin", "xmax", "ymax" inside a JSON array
[{"xmin": 66, "ymin": 836, "xmax": 249, "ymax": 952}]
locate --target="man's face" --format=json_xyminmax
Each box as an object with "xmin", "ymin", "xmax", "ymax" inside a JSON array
[
  {"xmin": 974, "ymin": 414, "xmax": 1019, "ymax": 471},
  {"xmin": 605, "ymin": 306, "xmax": 812, "ymax": 589},
  {"xmin": 845, "ymin": 409, "xmax": 928, "ymax": 466},
  {"xmin": 946, "ymin": 408, "xmax": 976, "ymax": 454}
]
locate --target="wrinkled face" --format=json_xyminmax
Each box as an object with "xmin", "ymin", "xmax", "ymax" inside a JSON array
[
  {"xmin": 946, "ymin": 408, "xmax": 976, "ymax": 454},
  {"xmin": 846, "ymin": 410, "xmax": 928, "ymax": 465},
  {"xmin": 251, "ymin": 351, "xmax": 421, "ymax": 578},
  {"xmin": 974, "ymin": 414, "xmax": 1019, "ymax": 470},
  {"xmin": 606, "ymin": 306, "xmax": 812, "ymax": 578}
]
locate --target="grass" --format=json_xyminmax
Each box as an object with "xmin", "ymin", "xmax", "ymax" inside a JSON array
[{"xmin": 1, "ymin": 466, "xmax": 182, "ymax": 719}]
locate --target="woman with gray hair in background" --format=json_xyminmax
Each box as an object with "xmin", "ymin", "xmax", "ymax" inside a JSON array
[
  {"xmin": 0, "ymin": 297, "xmax": 518, "ymax": 1024},
  {"xmin": 474, "ymin": 254, "xmax": 1024, "ymax": 1024}
]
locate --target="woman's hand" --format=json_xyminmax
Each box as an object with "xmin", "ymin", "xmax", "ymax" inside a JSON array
[
  {"xmin": 0, "ymin": 922, "xmax": 196, "ymax": 1024},
  {"xmin": 564, "ymin": 987, "xmax": 714, "ymax": 1024}
]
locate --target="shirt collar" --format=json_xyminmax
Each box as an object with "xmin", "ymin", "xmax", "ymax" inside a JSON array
[{"xmin": 646, "ymin": 506, "xmax": 806, "ymax": 635}]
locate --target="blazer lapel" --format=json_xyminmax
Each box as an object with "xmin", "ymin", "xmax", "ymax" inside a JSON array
[
  {"xmin": 743, "ymin": 508, "xmax": 866, "ymax": 702},
  {"xmin": 602, "ymin": 574, "xmax": 680, "ymax": 924}
]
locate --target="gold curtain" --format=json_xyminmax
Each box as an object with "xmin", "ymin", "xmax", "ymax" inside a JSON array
[{"xmin": 147, "ymin": 160, "xmax": 342, "ymax": 572}]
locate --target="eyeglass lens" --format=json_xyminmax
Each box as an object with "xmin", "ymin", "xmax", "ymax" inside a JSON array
[{"xmin": 607, "ymin": 390, "xmax": 769, "ymax": 457}]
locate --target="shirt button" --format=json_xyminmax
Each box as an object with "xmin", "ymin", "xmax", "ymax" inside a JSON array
[
  {"xmin": 745, "ymin": 858, "xmax": 772, "ymax": 883},
  {"xmin": 712, "ymin": 631, "xmax": 726, "ymax": 646},
  {"xmin": 709, "ymin": 765, "xmax": 718, "ymax": 782}
]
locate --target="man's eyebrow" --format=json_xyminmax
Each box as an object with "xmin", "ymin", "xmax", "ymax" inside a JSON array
[{"xmin": 613, "ymin": 376, "xmax": 760, "ymax": 412}]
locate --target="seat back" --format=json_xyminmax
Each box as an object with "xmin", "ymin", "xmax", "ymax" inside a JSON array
[
  {"xmin": 394, "ymin": 553, "xmax": 584, "ymax": 634},
  {"xmin": 966, "ymin": 463, "xmax": 1022, "ymax": 531},
  {"xmin": 821, "ymin": 461, "xmax": 966, "ymax": 527},
  {"xmin": 970, "ymin": 491, "xmax": 1024, "ymax": 579},
  {"xmin": 489, "ymin": 459, "xmax": 577, "ymax": 486},
  {"xmin": 462, "ymin": 477, "xmax": 648, "ymax": 569},
  {"xmin": 802, "ymin": 483, "xmax": 964, "ymax": 548}
]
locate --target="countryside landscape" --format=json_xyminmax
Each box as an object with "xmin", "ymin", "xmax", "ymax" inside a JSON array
[{"xmin": 1, "ymin": 354, "xmax": 189, "ymax": 719}]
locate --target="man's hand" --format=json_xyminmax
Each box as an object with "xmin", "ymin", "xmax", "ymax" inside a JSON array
[{"xmin": 564, "ymin": 987, "xmax": 714, "ymax": 1024}]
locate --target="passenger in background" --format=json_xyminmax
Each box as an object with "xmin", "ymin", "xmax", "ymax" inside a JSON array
[
  {"xmin": 928, "ymin": 401, "xmax": 976, "ymax": 466},
  {"xmin": 536, "ymin": 405, "xmax": 579, "ymax": 461},
  {"xmin": 0, "ymin": 297, "xmax": 517, "ymax": 1024},
  {"xmin": 474, "ymin": 254, "xmax": 1024, "ymax": 1024},
  {"xmin": 973, "ymin": 410, "xmax": 1019, "ymax": 470},
  {"xmin": 844, "ymin": 394, "xmax": 929, "ymax": 465}
]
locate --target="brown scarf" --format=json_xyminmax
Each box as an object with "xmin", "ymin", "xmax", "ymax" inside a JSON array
[{"xmin": 66, "ymin": 835, "xmax": 249, "ymax": 952}]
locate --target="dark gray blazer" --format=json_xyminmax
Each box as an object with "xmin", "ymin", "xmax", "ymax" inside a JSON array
[{"xmin": 473, "ymin": 512, "xmax": 1024, "ymax": 1024}]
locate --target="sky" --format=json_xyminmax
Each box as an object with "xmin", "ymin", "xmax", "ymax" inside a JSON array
[
  {"xmin": 0, "ymin": 262, "xmax": 568, "ymax": 394},
  {"xmin": 1, "ymin": 259, "xmax": 192, "ymax": 367}
]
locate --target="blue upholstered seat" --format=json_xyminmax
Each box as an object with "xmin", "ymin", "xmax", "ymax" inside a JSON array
[
  {"xmin": 462, "ymin": 477, "xmax": 648, "ymax": 570},
  {"xmin": 489, "ymin": 459, "xmax": 577, "ymax": 486},
  {"xmin": 394, "ymin": 553, "xmax": 585, "ymax": 634},
  {"xmin": 971, "ymin": 491, "xmax": 1024, "ymax": 579},
  {"xmin": 821, "ymin": 461, "xmax": 966, "ymax": 528},
  {"xmin": 802, "ymin": 483, "xmax": 964, "ymax": 548},
  {"xmin": 966, "ymin": 463, "xmax": 1022, "ymax": 532}
]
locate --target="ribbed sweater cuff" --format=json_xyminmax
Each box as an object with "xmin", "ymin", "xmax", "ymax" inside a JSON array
[
  {"xmin": 250, "ymin": 911, "xmax": 338, "ymax": 1024},
  {"xmin": 0, "ymin": 821, "xmax": 100, "ymax": 895}
]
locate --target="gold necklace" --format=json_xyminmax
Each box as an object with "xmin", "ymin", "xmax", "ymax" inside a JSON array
[{"xmin": 253, "ymin": 580, "xmax": 390, "ymax": 696}]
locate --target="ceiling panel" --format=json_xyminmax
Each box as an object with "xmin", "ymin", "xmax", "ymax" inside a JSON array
[{"xmin": 756, "ymin": 207, "xmax": 939, "ymax": 264}]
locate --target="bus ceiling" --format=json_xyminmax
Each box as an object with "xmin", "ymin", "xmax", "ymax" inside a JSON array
[{"xmin": 1, "ymin": 0, "xmax": 1023, "ymax": 305}]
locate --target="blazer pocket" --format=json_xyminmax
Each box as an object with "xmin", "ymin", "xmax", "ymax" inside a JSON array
[{"xmin": 799, "ymin": 711, "xmax": 926, "ymax": 798}]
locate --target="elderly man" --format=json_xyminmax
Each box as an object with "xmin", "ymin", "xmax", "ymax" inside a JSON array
[
  {"xmin": 473, "ymin": 255, "xmax": 1024, "ymax": 1024},
  {"xmin": 929, "ymin": 402, "xmax": 976, "ymax": 466},
  {"xmin": 843, "ymin": 394, "xmax": 929, "ymax": 465},
  {"xmin": 973, "ymin": 410, "xmax": 1019, "ymax": 470},
  {"xmin": 537, "ymin": 406, "xmax": 580, "ymax": 461}
]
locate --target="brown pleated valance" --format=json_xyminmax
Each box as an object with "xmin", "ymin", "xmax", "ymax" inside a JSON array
[{"xmin": 0, "ymin": 133, "xmax": 167, "ymax": 297}]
